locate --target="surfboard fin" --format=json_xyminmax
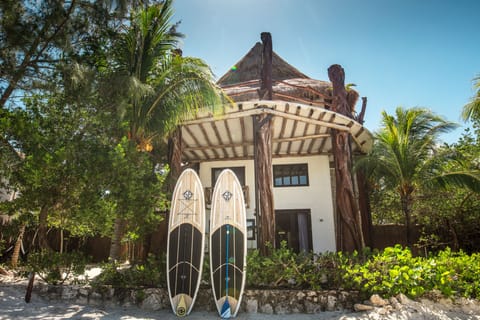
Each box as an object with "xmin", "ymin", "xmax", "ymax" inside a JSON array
[
  {"xmin": 221, "ymin": 298, "xmax": 232, "ymax": 318},
  {"xmin": 176, "ymin": 294, "xmax": 187, "ymax": 317}
]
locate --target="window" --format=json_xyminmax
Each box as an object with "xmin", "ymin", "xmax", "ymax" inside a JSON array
[
  {"xmin": 211, "ymin": 166, "xmax": 245, "ymax": 186},
  {"xmin": 273, "ymin": 163, "xmax": 309, "ymax": 187}
]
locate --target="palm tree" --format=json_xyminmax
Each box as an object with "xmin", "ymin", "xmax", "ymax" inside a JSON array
[
  {"xmin": 357, "ymin": 107, "xmax": 457, "ymax": 247},
  {"xmin": 110, "ymin": 0, "xmax": 225, "ymax": 151},
  {"xmin": 106, "ymin": 1, "xmax": 226, "ymax": 260},
  {"xmin": 462, "ymin": 76, "xmax": 480, "ymax": 121}
]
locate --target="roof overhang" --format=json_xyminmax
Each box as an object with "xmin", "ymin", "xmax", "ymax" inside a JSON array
[{"xmin": 178, "ymin": 100, "xmax": 373, "ymax": 163}]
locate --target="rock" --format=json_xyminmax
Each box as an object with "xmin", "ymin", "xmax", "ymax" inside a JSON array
[
  {"xmin": 326, "ymin": 295, "xmax": 337, "ymax": 311},
  {"xmin": 141, "ymin": 293, "xmax": 162, "ymax": 311},
  {"xmin": 306, "ymin": 290, "xmax": 317, "ymax": 297},
  {"xmin": 260, "ymin": 303, "xmax": 273, "ymax": 314},
  {"xmin": 377, "ymin": 305, "xmax": 393, "ymax": 315},
  {"xmin": 370, "ymin": 294, "xmax": 388, "ymax": 307},
  {"xmin": 397, "ymin": 293, "xmax": 412, "ymax": 305},
  {"xmin": 274, "ymin": 304, "xmax": 289, "ymax": 314},
  {"xmin": 61, "ymin": 286, "xmax": 77, "ymax": 299},
  {"xmin": 304, "ymin": 300, "xmax": 321, "ymax": 313},
  {"xmin": 296, "ymin": 291, "xmax": 306, "ymax": 300},
  {"xmin": 245, "ymin": 299, "xmax": 258, "ymax": 313},
  {"xmin": 354, "ymin": 303, "xmax": 374, "ymax": 312},
  {"xmin": 389, "ymin": 296, "xmax": 402, "ymax": 310}
]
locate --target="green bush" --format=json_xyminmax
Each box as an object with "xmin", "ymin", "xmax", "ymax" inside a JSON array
[
  {"xmin": 26, "ymin": 250, "xmax": 88, "ymax": 285},
  {"xmin": 247, "ymin": 244, "xmax": 480, "ymax": 300},
  {"xmin": 92, "ymin": 254, "xmax": 166, "ymax": 288},
  {"xmin": 247, "ymin": 241, "xmax": 346, "ymax": 290},
  {"xmin": 340, "ymin": 245, "xmax": 433, "ymax": 298},
  {"xmin": 55, "ymin": 245, "xmax": 480, "ymax": 301}
]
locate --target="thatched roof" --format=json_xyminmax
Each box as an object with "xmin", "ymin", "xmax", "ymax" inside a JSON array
[
  {"xmin": 216, "ymin": 42, "xmax": 335, "ymax": 107},
  {"xmin": 217, "ymin": 42, "xmax": 309, "ymax": 86}
]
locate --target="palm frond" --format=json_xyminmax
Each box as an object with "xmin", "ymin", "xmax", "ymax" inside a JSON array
[{"xmin": 432, "ymin": 170, "xmax": 480, "ymax": 193}]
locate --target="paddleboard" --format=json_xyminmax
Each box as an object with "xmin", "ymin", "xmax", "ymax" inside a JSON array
[
  {"xmin": 210, "ymin": 169, "xmax": 247, "ymax": 318},
  {"xmin": 167, "ymin": 168, "xmax": 205, "ymax": 317}
]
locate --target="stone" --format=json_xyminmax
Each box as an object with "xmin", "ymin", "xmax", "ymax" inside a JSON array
[
  {"xmin": 370, "ymin": 294, "xmax": 388, "ymax": 307},
  {"xmin": 304, "ymin": 300, "xmax": 321, "ymax": 313},
  {"xmin": 306, "ymin": 290, "xmax": 317, "ymax": 297},
  {"xmin": 245, "ymin": 299, "xmax": 258, "ymax": 313},
  {"xmin": 397, "ymin": 293, "xmax": 412, "ymax": 305},
  {"xmin": 78, "ymin": 287, "xmax": 89, "ymax": 297},
  {"xmin": 354, "ymin": 303, "xmax": 374, "ymax": 312},
  {"xmin": 326, "ymin": 295, "xmax": 337, "ymax": 311},
  {"xmin": 260, "ymin": 303, "xmax": 273, "ymax": 314},
  {"xmin": 377, "ymin": 306, "xmax": 392, "ymax": 315},
  {"xmin": 61, "ymin": 286, "xmax": 77, "ymax": 300},
  {"xmin": 141, "ymin": 293, "xmax": 162, "ymax": 311},
  {"xmin": 296, "ymin": 291, "xmax": 306, "ymax": 300},
  {"xmin": 89, "ymin": 292, "xmax": 103, "ymax": 306},
  {"xmin": 389, "ymin": 296, "xmax": 402, "ymax": 310},
  {"xmin": 274, "ymin": 304, "xmax": 289, "ymax": 314}
]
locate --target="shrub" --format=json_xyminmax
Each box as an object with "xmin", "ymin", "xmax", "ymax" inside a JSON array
[
  {"xmin": 340, "ymin": 245, "xmax": 433, "ymax": 298},
  {"xmin": 26, "ymin": 250, "xmax": 88, "ymax": 285},
  {"xmin": 92, "ymin": 253, "xmax": 167, "ymax": 288}
]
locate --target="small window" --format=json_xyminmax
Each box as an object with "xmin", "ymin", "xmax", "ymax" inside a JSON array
[
  {"xmin": 212, "ymin": 167, "xmax": 245, "ymax": 186},
  {"xmin": 273, "ymin": 163, "xmax": 309, "ymax": 187}
]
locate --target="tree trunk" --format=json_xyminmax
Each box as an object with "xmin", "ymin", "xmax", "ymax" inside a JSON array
[
  {"xmin": 356, "ymin": 170, "xmax": 373, "ymax": 248},
  {"xmin": 109, "ymin": 217, "xmax": 126, "ymax": 261},
  {"xmin": 11, "ymin": 224, "xmax": 26, "ymax": 269},
  {"xmin": 37, "ymin": 205, "xmax": 50, "ymax": 250},
  {"xmin": 328, "ymin": 64, "xmax": 364, "ymax": 252},
  {"xmin": 168, "ymin": 127, "xmax": 183, "ymax": 191},
  {"xmin": 401, "ymin": 193, "xmax": 414, "ymax": 248},
  {"xmin": 254, "ymin": 114, "xmax": 275, "ymax": 255}
]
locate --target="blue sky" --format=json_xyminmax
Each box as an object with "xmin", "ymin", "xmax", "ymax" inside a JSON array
[{"xmin": 173, "ymin": 0, "xmax": 480, "ymax": 144}]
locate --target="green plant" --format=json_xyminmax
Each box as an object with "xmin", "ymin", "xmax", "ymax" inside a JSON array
[
  {"xmin": 341, "ymin": 245, "xmax": 432, "ymax": 298},
  {"xmin": 92, "ymin": 253, "xmax": 167, "ymax": 288},
  {"xmin": 26, "ymin": 250, "xmax": 88, "ymax": 285}
]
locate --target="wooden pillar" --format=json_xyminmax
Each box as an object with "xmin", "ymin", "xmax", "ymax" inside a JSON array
[
  {"xmin": 254, "ymin": 32, "xmax": 275, "ymax": 255},
  {"xmin": 254, "ymin": 114, "xmax": 275, "ymax": 255},
  {"xmin": 328, "ymin": 64, "xmax": 364, "ymax": 252},
  {"xmin": 259, "ymin": 32, "xmax": 273, "ymax": 100},
  {"xmin": 356, "ymin": 169, "xmax": 373, "ymax": 248},
  {"xmin": 167, "ymin": 127, "xmax": 183, "ymax": 190}
]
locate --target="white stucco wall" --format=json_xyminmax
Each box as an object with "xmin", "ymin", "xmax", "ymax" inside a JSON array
[
  {"xmin": 272, "ymin": 156, "xmax": 336, "ymax": 253},
  {"xmin": 198, "ymin": 155, "xmax": 336, "ymax": 253}
]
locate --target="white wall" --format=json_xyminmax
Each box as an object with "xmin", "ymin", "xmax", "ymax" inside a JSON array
[
  {"xmin": 272, "ymin": 156, "xmax": 336, "ymax": 252},
  {"xmin": 198, "ymin": 155, "xmax": 336, "ymax": 253},
  {"xmin": 199, "ymin": 159, "xmax": 256, "ymax": 249}
]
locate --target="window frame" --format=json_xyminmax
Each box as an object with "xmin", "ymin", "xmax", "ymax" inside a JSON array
[{"xmin": 273, "ymin": 163, "xmax": 309, "ymax": 187}]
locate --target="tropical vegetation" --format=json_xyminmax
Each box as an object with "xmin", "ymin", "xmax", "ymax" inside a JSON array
[
  {"xmin": 0, "ymin": 0, "xmax": 223, "ymax": 265},
  {"xmin": 0, "ymin": 0, "xmax": 479, "ymax": 304}
]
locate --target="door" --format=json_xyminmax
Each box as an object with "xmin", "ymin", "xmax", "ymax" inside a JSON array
[{"xmin": 275, "ymin": 209, "xmax": 312, "ymax": 253}]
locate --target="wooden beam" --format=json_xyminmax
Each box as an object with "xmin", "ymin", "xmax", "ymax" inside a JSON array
[
  {"xmin": 224, "ymin": 119, "xmax": 239, "ymax": 158},
  {"xmin": 209, "ymin": 121, "xmax": 228, "ymax": 158},
  {"xmin": 287, "ymin": 106, "xmax": 302, "ymax": 154},
  {"xmin": 275, "ymin": 104, "xmax": 288, "ymax": 154},
  {"xmin": 198, "ymin": 123, "xmax": 220, "ymax": 158},
  {"xmin": 183, "ymin": 125, "xmax": 211, "ymax": 160}
]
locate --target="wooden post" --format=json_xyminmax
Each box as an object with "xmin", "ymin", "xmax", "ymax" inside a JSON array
[
  {"xmin": 254, "ymin": 114, "xmax": 275, "ymax": 255},
  {"xmin": 168, "ymin": 127, "xmax": 183, "ymax": 190},
  {"xmin": 259, "ymin": 32, "xmax": 273, "ymax": 100},
  {"xmin": 254, "ymin": 32, "xmax": 275, "ymax": 255},
  {"xmin": 328, "ymin": 64, "xmax": 364, "ymax": 252}
]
